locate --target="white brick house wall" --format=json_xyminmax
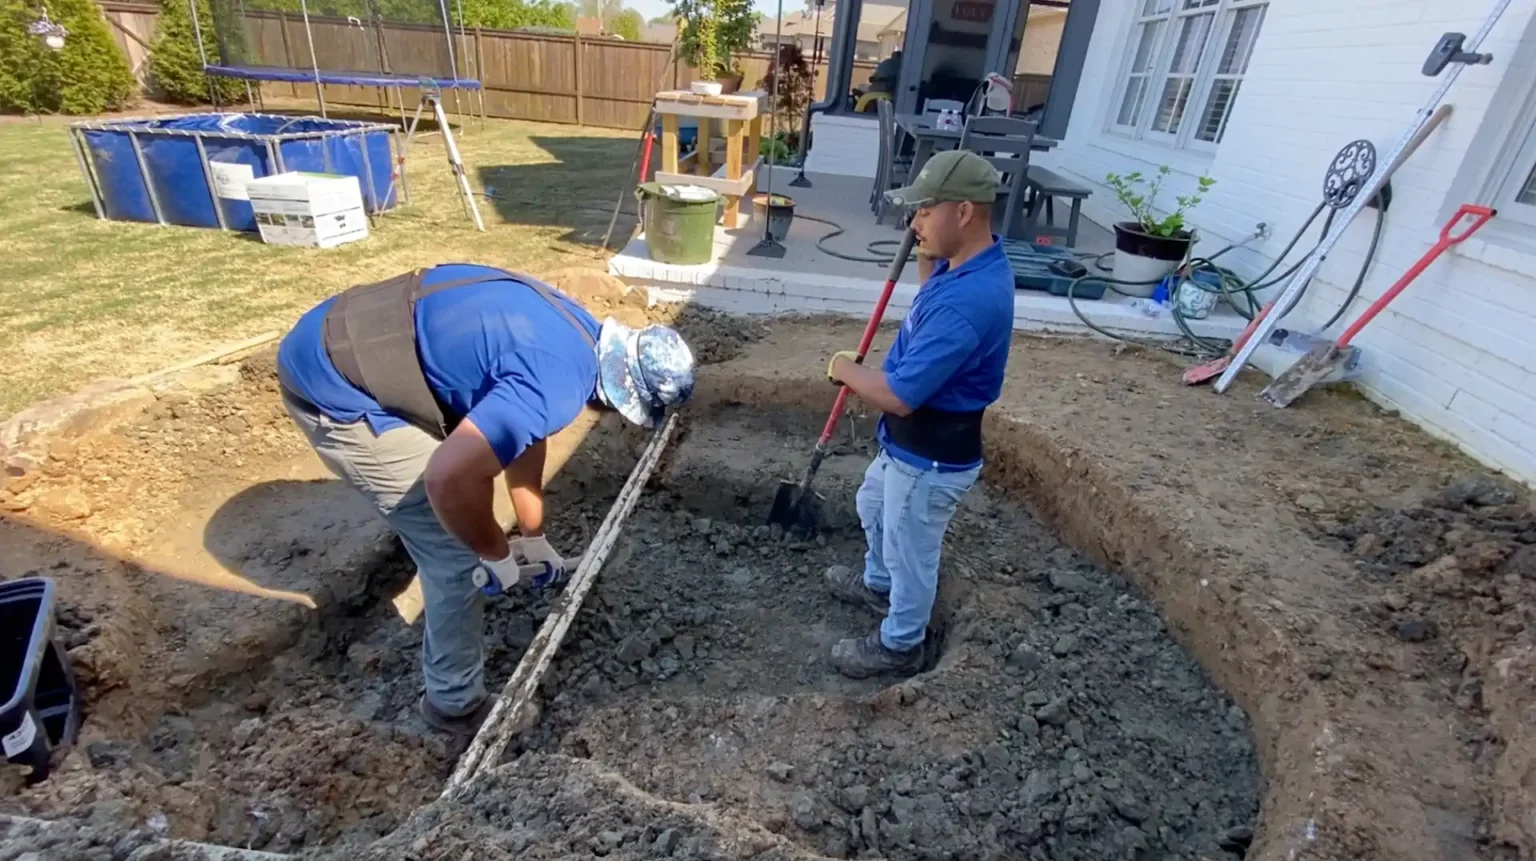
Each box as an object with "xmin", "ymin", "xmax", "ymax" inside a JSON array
[{"xmin": 1038, "ymin": 0, "xmax": 1536, "ymax": 485}]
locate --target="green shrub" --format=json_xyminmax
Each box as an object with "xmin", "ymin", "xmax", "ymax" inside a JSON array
[
  {"xmin": 0, "ymin": 0, "xmax": 137, "ymax": 114},
  {"xmin": 148, "ymin": 0, "xmax": 244, "ymax": 104}
]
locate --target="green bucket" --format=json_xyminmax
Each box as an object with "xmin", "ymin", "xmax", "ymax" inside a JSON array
[{"xmin": 637, "ymin": 182, "xmax": 719, "ymax": 265}]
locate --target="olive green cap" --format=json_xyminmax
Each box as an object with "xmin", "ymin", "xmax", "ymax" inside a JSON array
[{"xmin": 885, "ymin": 150, "xmax": 1000, "ymax": 208}]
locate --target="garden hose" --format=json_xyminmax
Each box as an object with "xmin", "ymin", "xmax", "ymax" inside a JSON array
[{"xmin": 807, "ymin": 193, "xmax": 1387, "ymax": 359}]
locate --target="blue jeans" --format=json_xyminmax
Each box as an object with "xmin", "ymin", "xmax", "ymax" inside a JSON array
[
  {"xmin": 282, "ymin": 391, "xmax": 487, "ymax": 715},
  {"xmin": 855, "ymin": 450, "xmax": 980, "ymax": 652}
]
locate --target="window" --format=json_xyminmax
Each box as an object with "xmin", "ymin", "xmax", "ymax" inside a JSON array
[
  {"xmin": 1109, "ymin": 0, "xmax": 1267, "ymax": 149},
  {"xmin": 1493, "ymin": 121, "xmax": 1536, "ymax": 232}
]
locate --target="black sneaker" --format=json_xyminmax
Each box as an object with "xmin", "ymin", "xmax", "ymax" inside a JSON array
[
  {"xmin": 824, "ymin": 565, "xmax": 891, "ymax": 615},
  {"xmin": 418, "ymin": 695, "xmax": 493, "ymax": 736},
  {"xmin": 830, "ymin": 630, "xmax": 924, "ymax": 679}
]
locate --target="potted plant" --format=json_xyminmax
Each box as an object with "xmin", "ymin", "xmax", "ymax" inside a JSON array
[
  {"xmin": 750, "ymin": 192, "xmax": 795, "ymax": 241},
  {"xmin": 1104, "ymin": 166, "xmax": 1215, "ymax": 297},
  {"xmin": 675, "ymin": 0, "xmax": 749, "ymax": 94},
  {"xmin": 690, "ymin": 9, "xmax": 724, "ymax": 95}
]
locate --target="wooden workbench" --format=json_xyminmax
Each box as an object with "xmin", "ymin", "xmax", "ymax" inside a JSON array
[{"xmin": 653, "ymin": 90, "xmax": 768, "ymax": 228}]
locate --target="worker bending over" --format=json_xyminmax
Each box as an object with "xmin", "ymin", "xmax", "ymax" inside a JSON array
[
  {"xmin": 825, "ymin": 150, "xmax": 1015, "ymax": 677},
  {"xmin": 276, "ymin": 264, "xmax": 695, "ymax": 733}
]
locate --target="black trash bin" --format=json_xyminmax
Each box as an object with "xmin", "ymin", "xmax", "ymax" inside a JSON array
[{"xmin": 1, "ymin": 578, "xmax": 83, "ymax": 783}]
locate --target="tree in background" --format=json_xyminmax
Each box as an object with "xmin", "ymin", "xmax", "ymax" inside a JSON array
[
  {"xmin": 148, "ymin": 0, "xmax": 245, "ymax": 104},
  {"xmin": 756, "ymin": 43, "xmax": 811, "ymax": 144},
  {"xmin": 668, "ymin": 0, "xmax": 751, "ymax": 76},
  {"xmin": 456, "ymin": 0, "xmax": 573, "ymax": 30},
  {"xmin": 0, "ymin": 0, "xmax": 136, "ymax": 113},
  {"xmin": 608, "ymin": 6, "xmax": 639, "ymax": 39}
]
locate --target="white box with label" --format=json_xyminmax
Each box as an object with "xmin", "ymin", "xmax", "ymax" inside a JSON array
[{"xmin": 247, "ymin": 172, "xmax": 368, "ymax": 248}]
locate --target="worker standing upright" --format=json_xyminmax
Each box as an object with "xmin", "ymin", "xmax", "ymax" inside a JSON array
[
  {"xmin": 276, "ymin": 263, "xmax": 696, "ymax": 733},
  {"xmin": 824, "ymin": 150, "xmax": 1015, "ymax": 677}
]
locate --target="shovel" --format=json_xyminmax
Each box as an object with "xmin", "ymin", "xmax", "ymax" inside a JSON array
[
  {"xmin": 1260, "ymin": 203, "xmax": 1495, "ymax": 408},
  {"xmin": 769, "ymin": 225, "xmax": 919, "ymax": 537},
  {"xmin": 1183, "ymin": 104, "xmax": 1456, "ymax": 387}
]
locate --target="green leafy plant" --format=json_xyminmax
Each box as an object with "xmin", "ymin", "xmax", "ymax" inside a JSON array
[
  {"xmin": 669, "ymin": 0, "xmax": 751, "ymax": 78},
  {"xmin": 1104, "ymin": 165, "xmax": 1215, "ymax": 238},
  {"xmin": 455, "ymin": 0, "xmax": 573, "ymax": 30},
  {"xmin": 759, "ymin": 134, "xmax": 790, "ymax": 162},
  {"xmin": 148, "ymin": 0, "xmax": 245, "ymax": 104},
  {"xmin": 608, "ymin": 7, "xmax": 641, "ymax": 40},
  {"xmin": 0, "ymin": 0, "xmax": 136, "ymax": 114}
]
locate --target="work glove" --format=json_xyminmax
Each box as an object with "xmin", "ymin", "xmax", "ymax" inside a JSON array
[
  {"xmin": 827, "ymin": 350, "xmax": 861, "ymax": 386},
  {"xmin": 473, "ymin": 550, "xmax": 524, "ymax": 597},
  {"xmin": 514, "ymin": 535, "xmax": 569, "ymax": 589}
]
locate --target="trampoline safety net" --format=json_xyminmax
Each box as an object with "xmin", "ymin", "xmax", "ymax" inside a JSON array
[{"xmin": 209, "ymin": 0, "xmax": 473, "ymax": 83}]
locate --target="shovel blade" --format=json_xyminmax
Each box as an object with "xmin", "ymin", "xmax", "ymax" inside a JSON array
[
  {"xmin": 1260, "ymin": 344, "xmax": 1348, "ymax": 408},
  {"xmin": 1182, "ymin": 355, "xmax": 1231, "ymax": 385},
  {"xmin": 768, "ymin": 480, "xmax": 824, "ymax": 538}
]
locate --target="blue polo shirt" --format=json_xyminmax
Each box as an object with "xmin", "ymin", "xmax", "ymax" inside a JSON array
[
  {"xmin": 276, "ymin": 264, "xmax": 601, "ymax": 467},
  {"xmin": 878, "ymin": 237, "xmax": 1015, "ymax": 470}
]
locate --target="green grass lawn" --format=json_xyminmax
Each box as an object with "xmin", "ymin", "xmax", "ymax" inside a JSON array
[{"xmin": 0, "ymin": 110, "xmax": 637, "ymax": 417}]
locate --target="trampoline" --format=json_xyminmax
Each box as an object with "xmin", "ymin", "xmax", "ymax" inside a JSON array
[
  {"xmin": 183, "ymin": 0, "xmax": 489, "ymax": 230},
  {"xmin": 202, "ymin": 64, "xmax": 483, "ymax": 90},
  {"xmin": 189, "ymin": 0, "xmax": 485, "ymax": 123}
]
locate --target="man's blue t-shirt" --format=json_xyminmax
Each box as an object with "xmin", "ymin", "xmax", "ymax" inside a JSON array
[
  {"xmin": 877, "ymin": 238, "xmax": 1015, "ymax": 470},
  {"xmin": 276, "ymin": 264, "xmax": 601, "ymax": 467}
]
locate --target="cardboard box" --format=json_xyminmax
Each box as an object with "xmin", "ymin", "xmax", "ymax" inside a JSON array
[
  {"xmin": 247, "ymin": 172, "xmax": 368, "ymax": 249},
  {"xmin": 254, "ymin": 207, "xmax": 369, "ymax": 249}
]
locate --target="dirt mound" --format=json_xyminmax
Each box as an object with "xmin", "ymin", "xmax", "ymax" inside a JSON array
[
  {"xmin": 1327, "ymin": 474, "xmax": 1536, "ymax": 854},
  {"xmin": 542, "ymin": 268, "xmax": 765, "ymax": 364}
]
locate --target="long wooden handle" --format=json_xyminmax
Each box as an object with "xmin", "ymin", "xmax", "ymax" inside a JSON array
[{"xmin": 816, "ymin": 227, "xmax": 919, "ymax": 446}]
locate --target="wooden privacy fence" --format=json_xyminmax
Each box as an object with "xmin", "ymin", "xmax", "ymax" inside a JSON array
[
  {"xmin": 100, "ymin": 1, "xmax": 160, "ymax": 87},
  {"xmin": 97, "ymin": 3, "xmax": 1051, "ymax": 133}
]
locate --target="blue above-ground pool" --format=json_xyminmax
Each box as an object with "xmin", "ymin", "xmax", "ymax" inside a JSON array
[{"xmin": 69, "ymin": 113, "xmax": 397, "ymax": 232}]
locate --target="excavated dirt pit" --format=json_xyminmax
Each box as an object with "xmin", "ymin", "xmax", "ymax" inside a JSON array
[{"xmin": 0, "ymin": 358, "xmax": 1264, "ymax": 860}]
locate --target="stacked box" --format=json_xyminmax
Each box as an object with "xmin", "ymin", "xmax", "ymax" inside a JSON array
[{"xmin": 247, "ymin": 172, "xmax": 370, "ymax": 249}]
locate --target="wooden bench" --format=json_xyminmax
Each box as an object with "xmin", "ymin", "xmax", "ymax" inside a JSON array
[{"xmin": 1023, "ymin": 165, "xmax": 1092, "ymax": 248}]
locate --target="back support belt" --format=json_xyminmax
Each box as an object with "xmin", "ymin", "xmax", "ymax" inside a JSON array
[{"xmin": 322, "ymin": 268, "xmax": 595, "ymax": 439}]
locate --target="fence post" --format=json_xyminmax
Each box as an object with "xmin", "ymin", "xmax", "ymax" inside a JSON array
[
  {"xmin": 574, "ymin": 31, "xmax": 584, "ymax": 126},
  {"xmin": 475, "ymin": 27, "xmax": 486, "ymax": 119},
  {"xmin": 278, "ymin": 11, "xmax": 298, "ymax": 98}
]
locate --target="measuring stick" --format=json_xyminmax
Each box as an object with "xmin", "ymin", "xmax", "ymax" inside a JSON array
[{"xmin": 443, "ymin": 414, "xmax": 680, "ymax": 795}]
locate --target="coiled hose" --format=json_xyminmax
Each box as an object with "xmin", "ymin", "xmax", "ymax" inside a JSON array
[{"xmin": 808, "ymin": 197, "xmax": 1387, "ymax": 359}]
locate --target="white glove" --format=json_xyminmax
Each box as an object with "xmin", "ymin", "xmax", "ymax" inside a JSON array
[
  {"xmin": 473, "ymin": 550, "xmax": 523, "ymax": 596},
  {"xmin": 514, "ymin": 535, "xmax": 568, "ymax": 588}
]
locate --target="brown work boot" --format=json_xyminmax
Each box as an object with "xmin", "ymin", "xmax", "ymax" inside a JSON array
[
  {"xmin": 830, "ymin": 630, "xmax": 924, "ymax": 679},
  {"xmin": 418, "ymin": 695, "xmax": 493, "ymax": 737},
  {"xmin": 824, "ymin": 565, "xmax": 890, "ymax": 615}
]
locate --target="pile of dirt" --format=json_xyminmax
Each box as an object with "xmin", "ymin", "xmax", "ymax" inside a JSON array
[
  {"xmin": 541, "ymin": 269, "xmax": 766, "ymax": 365},
  {"xmin": 1331, "ymin": 474, "xmax": 1533, "ymax": 691}
]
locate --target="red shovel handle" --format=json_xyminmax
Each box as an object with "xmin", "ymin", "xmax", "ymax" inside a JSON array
[
  {"xmin": 1337, "ymin": 204, "xmax": 1495, "ymax": 348},
  {"xmin": 816, "ymin": 227, "xmax": 919, "ymax": 445}
]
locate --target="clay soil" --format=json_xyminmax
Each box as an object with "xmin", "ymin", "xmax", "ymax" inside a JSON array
[{"xmin": 0, "ymin": 285, "xmax": 1532, "ymax": 861}]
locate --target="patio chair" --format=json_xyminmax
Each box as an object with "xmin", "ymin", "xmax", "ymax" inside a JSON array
[
  {"xmin": 959, "ymin": 115, "xmax": 1037, "ymax": 240},
  {"xmin": 871, "ymin": 99, "xmax": 913, "ymax": 225}
]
